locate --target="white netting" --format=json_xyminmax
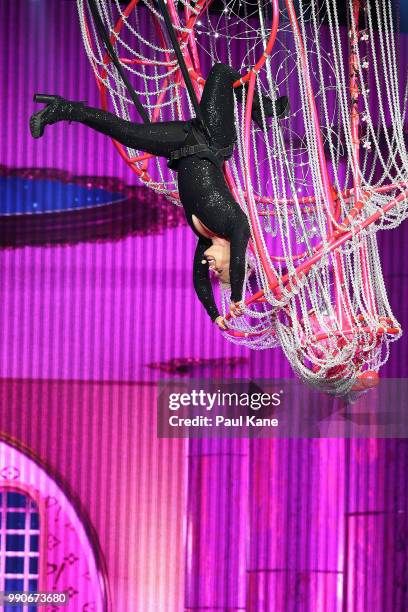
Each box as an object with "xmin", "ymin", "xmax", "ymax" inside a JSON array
[{"xmin": 77, "ymin": 0, "xmax": 408, "ymax": 394}]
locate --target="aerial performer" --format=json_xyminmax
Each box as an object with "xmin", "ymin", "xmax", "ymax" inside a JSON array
[
  {"xmin": 29, "ymin": 65, "xmax": 289, "ymax": 330},
  {"xmin": 29, "ymin": 0, "xmax": 408, "ymax": 394}
]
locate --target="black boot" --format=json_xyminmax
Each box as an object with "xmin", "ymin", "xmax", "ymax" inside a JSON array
[
  {"xmin": 251, "ymin": 94, "xmax": 290, "ymax": 129},
  {"xmin": 231, "ymin": 77, "xmax": 290, "ymax": 129},
  {"xmin": 215, "ymin": 65, "xmax": 290, "ymax": 128},
  {"xmin": 30, "ymin": 94, "xmax": 85, "ymax": 138}
]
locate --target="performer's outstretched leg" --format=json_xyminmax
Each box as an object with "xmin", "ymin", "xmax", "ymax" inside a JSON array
[
  {"xmin": 30, "ymin": 95, "xmax": 189, "ymax": 158},
  {"xmin": 199, "ymin": 63, "xmax": 289, "ymax": 149}
]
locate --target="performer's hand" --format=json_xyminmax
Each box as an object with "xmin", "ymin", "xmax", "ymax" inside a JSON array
[
  {"xmin": 215, "ymin": 315, "xmax": 229, "ymax": 330},
  {"xmin": 230, "ymin": 301, "xmax": 245, "ymax": 318}
]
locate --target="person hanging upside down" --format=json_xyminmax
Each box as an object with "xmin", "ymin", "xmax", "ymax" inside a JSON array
[{"xmin": 30, "ymin": 63, "xmax": 289, "ymax": 330}]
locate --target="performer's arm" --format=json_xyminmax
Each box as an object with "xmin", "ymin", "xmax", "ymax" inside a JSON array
[
  {"xmin": 193, "ymin": 237, "xmax": 221, "ymax": 322},
  {"xmin": 229, "ymin": 215, "xmax": 251, "ymax": 305}
]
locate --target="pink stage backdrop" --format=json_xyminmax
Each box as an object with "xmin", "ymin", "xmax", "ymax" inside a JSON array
[
  {"xmin": 0, "ymin": 379, "xmax": 187, "ymax": 612},
  {"xmin": 1, "ymin": 378, "xmax": 408, "ymax": 611}
]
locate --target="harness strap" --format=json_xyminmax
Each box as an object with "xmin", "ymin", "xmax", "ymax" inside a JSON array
[
  {"xmin": 169, "ymin": 143, "xmax": 234, "ymax": 163},
  {"xmin": 168, "ymin": 118, "xmax": 234, "ymax": 170},
  {"xmin": 87, "ymin": 0, "xmax": 150, "ymax": 124},
  {"xmin": 156, "ymin": 0, "xmax": 210, "ymax": 140}
]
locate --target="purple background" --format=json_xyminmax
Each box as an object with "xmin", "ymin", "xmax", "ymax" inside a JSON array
[
  {"xmin": 0, "ymin": 1, "xmax": 408, "ymax": 611},
  {"xmin": 0, "ymin": 0, "xmax": 407, "ymax": 380}
]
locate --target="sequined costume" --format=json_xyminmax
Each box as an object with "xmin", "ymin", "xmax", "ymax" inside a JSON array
[{"xmin": 30, "ymin": 63, "xmax": 288, "ymax": 321}]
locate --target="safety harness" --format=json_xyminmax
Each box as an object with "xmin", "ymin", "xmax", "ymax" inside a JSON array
[{"xmin": 167, "ymin": 120, "xmax": 234, "ymax": 171}]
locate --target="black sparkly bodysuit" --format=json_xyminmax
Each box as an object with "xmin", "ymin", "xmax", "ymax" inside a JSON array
[{"xmin": 36, "ymin": 64, "xmax": 276, "ymax": 321}]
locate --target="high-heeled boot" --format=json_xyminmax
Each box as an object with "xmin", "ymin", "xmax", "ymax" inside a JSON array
[
  {"xmin": 231, "ymin": 75, "xmax": 290, "ymax": 128},
  {"xmin": 238, "ymin": 87, "xmax": 289, "ymax": 128},
  {"xmin": 252, "ymin": 93, "xmax": 290, "ymax": 127},
  {"xmin": 30, "ymin": 94, "xmax": 86, "ymax": 138}
]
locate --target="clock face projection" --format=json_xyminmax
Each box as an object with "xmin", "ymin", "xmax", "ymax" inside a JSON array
[{"xmin": 0, "ymin": 440, "xmax": 108, "ymax": 611}]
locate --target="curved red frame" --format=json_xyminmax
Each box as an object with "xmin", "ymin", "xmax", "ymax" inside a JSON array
[{"xmin": 81, "ymin": 0, "xmax": 406, "ymax": 375}]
